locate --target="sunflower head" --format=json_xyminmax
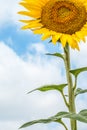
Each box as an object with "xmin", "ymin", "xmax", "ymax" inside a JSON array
[{"xmin": 18, "ymin": 0, "xmax": 87, "ymax": 50}]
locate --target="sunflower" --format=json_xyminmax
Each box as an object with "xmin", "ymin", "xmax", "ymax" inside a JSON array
[{"xmin": 18, "ymin": 0, "xmax": 87, "ymax": 50}]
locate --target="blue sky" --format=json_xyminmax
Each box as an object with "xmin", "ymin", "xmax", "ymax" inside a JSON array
[{"xmin": 0, "ymin": 0, "xmax": 87, "ymax": 130}]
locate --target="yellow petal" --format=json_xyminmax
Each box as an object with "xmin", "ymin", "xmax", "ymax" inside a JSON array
[
  {"xmin": 19, "ymin": 2, "xmax": 42, "ymax": 11},
  {"xmin": 72, "ymin": 34, "xmax": 80, "ymax": 43},
  {"xmin": 18, "ymin": 11, "xmax": 41, "ymax": 18},
  {"xmin": 19, "ymin": 19, "xmax": 41, "ymax": 23},
  {"xmin": 60, "ymin": 34, "xmax": 68, "ymax": 47},
  {"xmin": 41, "ymin": 32, "xmax": 51, "ymax": 40},
  {"xmin": 23, "ymin": 0, "xmax": 47, "ymax": 7},
  {"xmin": 75, "ymin": 31, "xmax": 86, "ymax": 42},
  {"xmin": 52, "ymin": 33, "xmax": 62, "ymax": 44},
  {"xmin": 52, "ymin": 36, "xmax": 57, "ymax": 44},
  {"xmin": 33, "ymin": 28, "xmax": 49, "ymax": 34},
  {"xmin": 21, "ymin": 23, "xmax": 42, "ymax": 30},
  {"xmin": 67, "ymin": 36, "xmax": 79, "ymax": 50}
]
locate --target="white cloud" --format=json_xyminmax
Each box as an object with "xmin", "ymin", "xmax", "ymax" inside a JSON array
[
  {"xmin": 71, "ymin": 41, "xmax": 87, "ymax": 67},
  {"xmin": 0, "ymin": 41, "xmax": 66, "ymax": 130},
  {"xmin": 27, "ymin": 43, "xmax": 47, "ymax": 54},
  {"xmin": 71, "ymin": 42, "xmax": 87, "ymax": 89},
  {"xmin": 0, "ymin": 0, "xmax": 23, "ymax": 28}
]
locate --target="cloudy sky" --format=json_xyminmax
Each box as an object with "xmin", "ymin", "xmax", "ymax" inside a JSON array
[{"xmin": 0, "ymin": 0, "xmax": 87, "ymax": 130}]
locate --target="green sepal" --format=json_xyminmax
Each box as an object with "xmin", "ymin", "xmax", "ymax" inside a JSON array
[
  {"xmin": 75, "ymin": 88, "xmax": 87, "ymax": 96},
  {"xmin": 19, "ymin": 109, "xmax": 87, "ymax": 129},
  {"xmin": 27, "ymin": 84, "xmax": 67, "ymax": 94},
  {"xmin": 48, "ymin": 40, "xmax": 52, "ymax": 43},
  {"xmin": 70, "ymin": 67, "xmax": 87, "ymax": 77},
  {"xmin": 48, "ymin": 39, "xmax": 60, "ymax": 43},
  {"xmin": 46, "ymin": 53, "xmax": 64, "ymax": 60}
]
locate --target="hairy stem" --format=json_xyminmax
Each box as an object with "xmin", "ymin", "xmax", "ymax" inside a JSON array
[{"xmin": 64, "ymin": 44, "xmax": 77, "ymax": 130}]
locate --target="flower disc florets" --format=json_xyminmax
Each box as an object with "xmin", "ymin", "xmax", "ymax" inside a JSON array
[{"xmin": 41, "ymin": 0, "xmax": 87, "ymax": 34}]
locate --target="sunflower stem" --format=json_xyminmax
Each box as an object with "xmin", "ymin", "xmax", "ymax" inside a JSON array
[
  {"xmin": 64, "ymin": 44, "xmax": 77, "ymax": 130},
  {"xmin": 61, "ymin": 120, "xmax": 68, "ymax": 130},
  {"xmin": 61, "ymin": 91, "xmax": 69, "ymax": 108},
  {"xmin": 73, "ymin": 76, "xmax": 77, "ymax": 91}
]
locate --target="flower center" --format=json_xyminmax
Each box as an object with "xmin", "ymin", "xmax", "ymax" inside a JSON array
[{"xmin": 41, "ymin": 0, "xmax": 87, "ymax": 34}]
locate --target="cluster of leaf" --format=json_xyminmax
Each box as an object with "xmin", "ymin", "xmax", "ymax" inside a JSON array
[{"xmin": 19, "ymin": 53, "xmax": 87, "ymax": 129}]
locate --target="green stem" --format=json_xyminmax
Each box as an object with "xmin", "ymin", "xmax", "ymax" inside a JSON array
[
  {"xmin": 64, "ymin": 44, "xmax": 77, "ymax": 130},
  {"xmin": 61, "ymin": 91, "xmax": 69, "ymax": 108},
  {"xmin": 73, "ymin": 76, "xmax": 77, "ymax": 91},
  {"xmin": 61, "ymin": 120, "xmax": 68, "ymax": 130}
]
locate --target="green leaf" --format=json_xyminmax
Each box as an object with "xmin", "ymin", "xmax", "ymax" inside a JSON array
[
  {"xmin": 70, "ymin": 67, "xmax": 87, "ymax": 77},
  {"xmin": 19, "ymin": 119, "xmax": 52, "ymax": 129},
  {"xmin": 19, "ymin": 110, "xmax": 87, "ymax": 129},
  {"xmin": 66, "ymin": 113, "xmax": 87, "ymax": 123},
  {"xmin": 79, "ymin": 109, "xmax": 87, "ymax": 117},
  {"xmin": 46, "ymin": 53, "xmax": 64, "ymax": 60},
  {"xmin": 75, "ymin": 88, "xmax": 87, "ymax": 96},
  {"xmin": 27, "ymin": 84, "xmax": 67, "ymax": 94},
  {"xmin": 55, "ymin": 110, "xmax": 87, "ymax": 123},
  {"xmin": 19, "ymin": 112, "xmax": 69, "ymax": 129}
]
